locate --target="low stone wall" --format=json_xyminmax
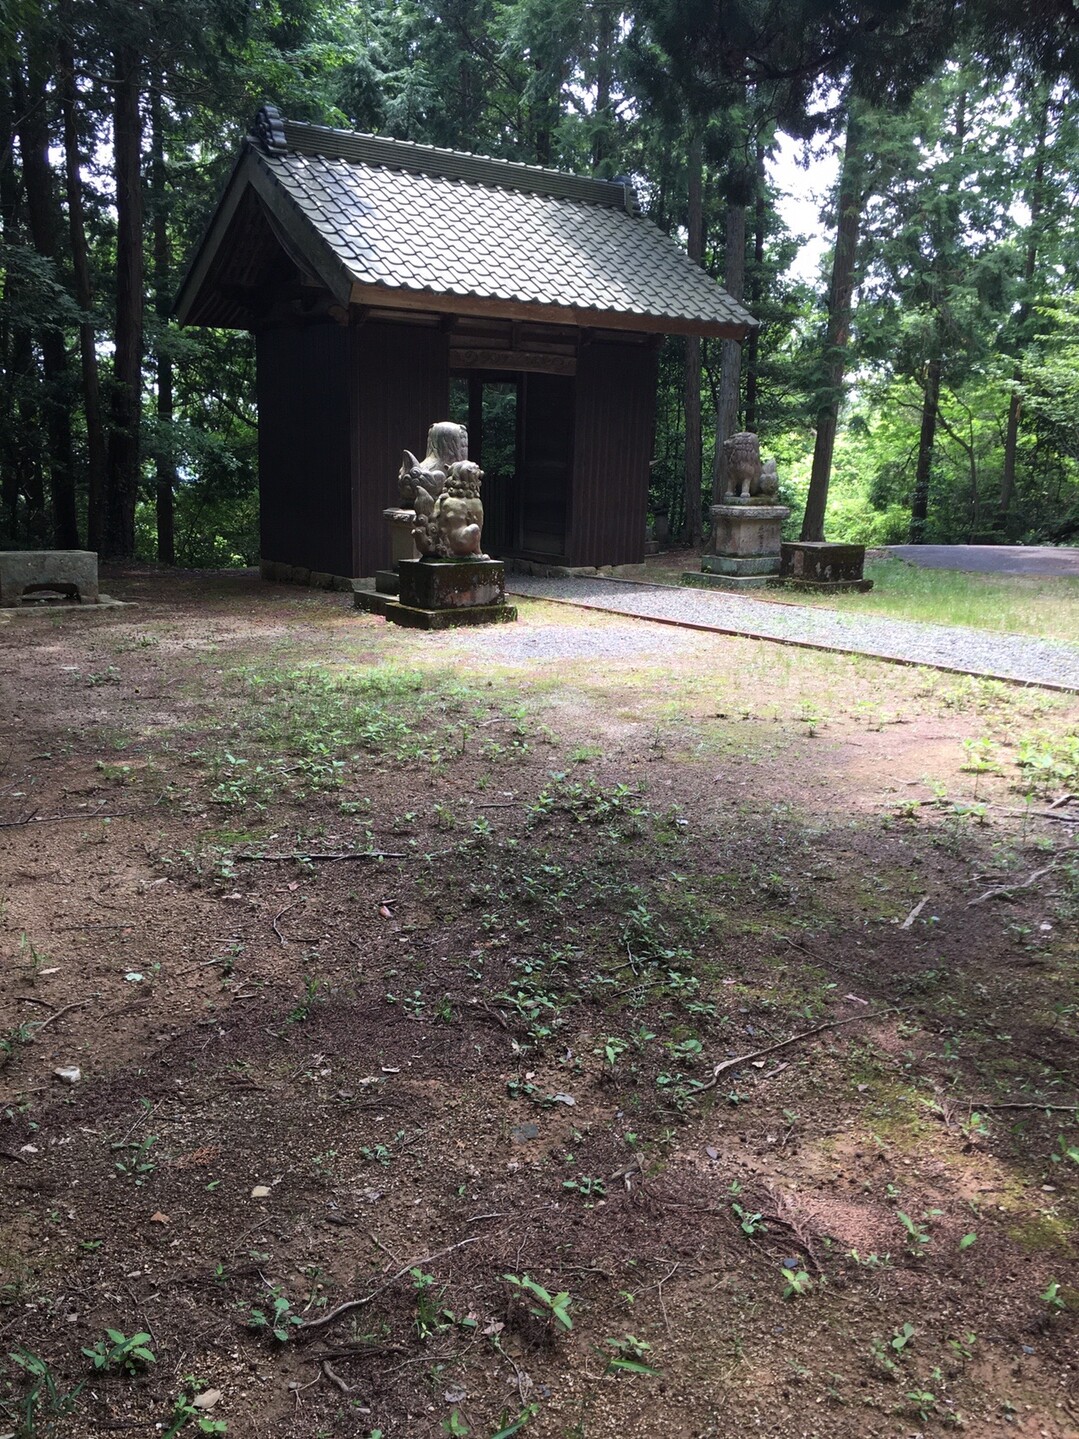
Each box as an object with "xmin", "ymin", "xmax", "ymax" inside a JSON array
[
  {"xmin": 505, "ymin": 559, "xmax": 645, "ymax": 580},
  {"xmin": 259, "ymin": 560, "xmax": 359, "ymax": 592}
]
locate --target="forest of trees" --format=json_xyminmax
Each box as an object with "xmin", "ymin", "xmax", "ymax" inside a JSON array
[{"xmin": 2, "ymin": 0, "xmax": 1078, "ymax": 566}]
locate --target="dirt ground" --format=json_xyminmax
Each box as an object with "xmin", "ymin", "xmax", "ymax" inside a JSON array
[{"xmin": 0, "ymin": 568, "xmax": 1077, "ymax": 1439}]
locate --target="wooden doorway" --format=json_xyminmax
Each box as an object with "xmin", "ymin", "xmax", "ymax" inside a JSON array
[{"xmin": 451, "ymin": 371, "xmax": 574, "ymax": 561}]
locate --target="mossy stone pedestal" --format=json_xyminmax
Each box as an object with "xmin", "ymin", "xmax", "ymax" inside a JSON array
[
  {"xmin": 683, "ymin": 501, "xmax": 790, "ymax": 592},
  {"xmin": 780, "ymin": 542, "xmax": 872, "ymax": 592},
  {"xmin": 381, "ymin": 557, "xmax": 517, "ymax": 629}
]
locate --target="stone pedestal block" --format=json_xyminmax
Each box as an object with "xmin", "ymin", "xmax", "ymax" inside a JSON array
[
  {"xmin": 397, "ymin": 557, "xmax": 506, "ymax": 610},
  {"xmin": 0, "ymin": 550, "xmax": 99, "ymax": 606},
  {"xmin": 383, "ymin": 558, "xmax": 516, "ymax": 629},
  {"xmin": 702, "ymin": 502, "xmax": 789, "ymax": 576},
  {"xmin": 384, "ymin": 508, "xmax": 419, "ymax": 568},
  {"xmin": 780, "ymin": 541, "xmax": 873, "ymax": 592}
]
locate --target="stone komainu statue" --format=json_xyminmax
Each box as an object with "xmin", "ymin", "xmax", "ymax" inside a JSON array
[
  {"xmin": 722, "ymin": 431, "xmax": 779, "ymax": 501},
  {"xmin": 399, "ymin": 422, "xmax": 487, "ymax": 558}
]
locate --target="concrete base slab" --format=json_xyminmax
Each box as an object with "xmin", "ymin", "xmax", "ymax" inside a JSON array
[
  {"xmin": 701, "ymin": 554, "xmax": 782, "ymax": 577},
  {"xmin": 783, "ymin": 577, "xmax": 874, "ymax": 594},
  {"xmin": 382, "ymin": 600, "xmax": 518, "ymax": 630},
  {"xmin": 681, "ymin": 571, "xmax": 777, "ymax": 592},
  {"xmin": 0, "ymin": 593, "xmax": 129, "ymax": 621},
  {"xmin": 352, "ymin": 583, "xmax": 392, "ymax": 616}
]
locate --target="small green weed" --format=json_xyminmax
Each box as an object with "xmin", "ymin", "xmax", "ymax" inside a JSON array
[
  {"xmin": 1015, "ymin": 731, "xmax": 1079, "ymax": 798},
  {"xmin": 81, "ymin": 1329, "xmax": 156, "ymax": 1375},
  {"xmin": 781, "ymin": 1265, "xmax": 812, "ymax": 1299},
  {"xmin": 163, "ymin": 1378, "xmax": 228, "ymax": 1437},
  {"xmin": 503, "ymin": 1273, "xmax": 573, "ymax": 1334},
  {"xmin": 732, "ymin": 1203, "xmax": 768, "ymax": 1236},
  {"xmin": 601, "ymin": 1334, "xmax": 660, "ymax": 1377},
  {"xmin": 244, "ymin": 1292, "xmax": 303, "ymax": 1342},
  {"xmin": 4, "ymin": 1348, "xmax": 84, "ymax": 1432}
]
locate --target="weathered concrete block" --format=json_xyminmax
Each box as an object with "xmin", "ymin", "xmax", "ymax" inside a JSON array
[
  {"xmin": 398, "ymin": 557, "xmax": 506, "ymax": 611},
  {"xmin": 780, "ymin": 541, "xmax": 868, "ymax": 584},
  {"xmin": 0, "ymin": 550, "xmax": 99, "ymax": 607},
  {"xmin": 352, "ymin": 582, "xmax": 392, "ymax": 616}
]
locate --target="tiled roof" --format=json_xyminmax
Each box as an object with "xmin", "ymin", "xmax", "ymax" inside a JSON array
[{"xmin": 251, "ymin": 121, "xmax": 756, "ymax": 334}]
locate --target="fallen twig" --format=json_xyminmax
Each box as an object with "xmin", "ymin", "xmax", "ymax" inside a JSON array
[
  {"xmin": 1048, "ymin": 792, "xmax": 1076, "ymax": 810},
  {"xmin": 321, "ymin": 1359, "xmax": 356, "ymax": 1395},
  {"xmin": 236, "ymin": 851, "xmax": 406, "ymax": 863},
  {"xmin": 900, "ymin": 895, "xmax": 929, "ymax": 929},
  {"xmin": 178, "ymin": 956, "xmax": 235, "ymax": 974},
  {"xmin": 696, "ymin": 1006, "xmax": 911, "ymax": 1094},
  {"xmin": 272, "ymin": 902, "xmax": 297, "ymax": 945},
  {"xmin": 967, "ymin": 864, "xmax": 1056, "ymax": 908},
  {"xmin": 297, "ymin": 1236, "xmax": 483, "ymax": 1334},
  {"xmin": 0, "ymin": 808, "xmax": 127, "ymax": 828},
  {"xmin": 973, "ymin": 1100, "xmax": 1078, "ymax": 1113},
  {"xmin": 26, "ymin": 1000, "xmax": 88, "ymax": 1037}
]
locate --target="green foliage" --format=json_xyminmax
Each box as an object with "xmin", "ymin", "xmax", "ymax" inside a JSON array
[
  {"xmin": 163, "ymin": 1379, "xmax": 229, "ymax": 1437},
  {"xmin": 781, "ymin": 1266, "xmax": 813, "ymax": 1299},
  {"xmin": 244, "ymin": 1292, "xmax": 303, "ymax": 1342},
  {"xmin": 503, "ymin": 1273, "xmax": 573, "ymax": 1332},
  {"xmin": 4, "ymin": 0, "xmax": 1079, "ymax": 558},
  {"xmin": 601, "ymin": 1334, "xmax": 661, "ymax": 1377},
  {"xmin": 3, "ymin": 1349, "xmax": 84, "ymax": 1435},
  {"xmin": 81, "ymin": 1330, "xmax": 156, "ymax": 1375},
  {"xmin": 1015, "ymin": 731, "xmax": 1079, "ymax": 797}
]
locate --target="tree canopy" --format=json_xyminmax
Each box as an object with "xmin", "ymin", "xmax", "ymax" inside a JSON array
[{"xmin": 2, "ymin": 0, "xmax": 1078, "ymax": 561}]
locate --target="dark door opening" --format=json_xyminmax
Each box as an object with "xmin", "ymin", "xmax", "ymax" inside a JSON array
[{"xmin": 450, "ymin": 371, "xmax": 574, "ymax": 560}]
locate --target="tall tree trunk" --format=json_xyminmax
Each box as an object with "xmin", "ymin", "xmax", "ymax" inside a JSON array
[
  {"xmin": 682, "ymin": 127, "xmax": 704, "ymax": 545},
  {"xmin": 910, "ymin": 357, "xmax": 942, "ymax": 542},
  {"xmin": 151, "ymin": 84, "xmax": 175, "ymax": 564},
  {"xmin": 15, "ymin": 51, "xmax": 79, "ymax": 547},
  {"xmin": 0, "ymin": 72, "xmax": 22, "ymax": 542},
  {"xmin": 998, "ymin": 87, "xmax": 1050, "ymax": 526},
  {"xmin": 103, "ymin": 45, "xmax": 145, "ymax": 559},
  {"xmin": 743, "ymin": 142, "xmax": 766, "ymax": 434},
  {"xmin": 711, "ymin": 200, "xmax": 746, "ymax": 495},
  {"xmin": 59, "ymin": 26, "xmax": 107, "ymax": 552},
  {"xmin": 909, "ymin": 91, "xmax": 966, "ymax": 545},
  {"xmin": 591, "ymin": 0, "xmax": 615, "ymax": 174},
  {"xmin": 801, "ymin": 102, "xmax": 866, "ymax": 542}
]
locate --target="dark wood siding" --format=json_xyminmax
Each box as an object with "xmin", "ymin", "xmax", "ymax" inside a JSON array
[
  {"xmin": 519, "ymin": 372, "xmax": 574, "ymax": 558},
  {"xmin": 256, "ymin": 324, "xmax": 353, "ymax": 575},
  {"xmin": 568, "ymin": 338, "xmax": 658, "ymax": 568},
  {"xmin": 351, "ymin": 321, "xmax": 449, "ymax": 576}
]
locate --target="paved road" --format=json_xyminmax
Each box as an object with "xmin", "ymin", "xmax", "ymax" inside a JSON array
[
  {"xmin": 505, "ymin": 574, "xmax": 1079, "ymax": 692},
  {"xmin": 886, "ymin": 544, "xmax": 1079, "ymax": 577}
]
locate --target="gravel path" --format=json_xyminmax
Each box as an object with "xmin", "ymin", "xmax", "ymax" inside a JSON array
[{"xmin": 506, "ymin": 575, "xmax": 1079, "ymax": 691}]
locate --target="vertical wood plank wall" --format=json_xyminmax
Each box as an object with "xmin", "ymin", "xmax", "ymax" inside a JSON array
[
  {"xmin": 351, "ymin": 322, "xmax": 449, "ymax": 577},
  {"xmin": 256, "ymin": 324, "xmax": 353, "ymax": 575},
  {"xmin": 569, "ymin": 337, "xmax": 659, "ymax": 568}
]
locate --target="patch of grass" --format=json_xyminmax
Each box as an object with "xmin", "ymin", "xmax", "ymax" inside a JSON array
[{"xmin": 639, "ymin": 554, "xmax": 1079, "ymax": 642}]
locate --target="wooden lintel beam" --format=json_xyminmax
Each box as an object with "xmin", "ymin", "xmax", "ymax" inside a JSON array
[
  {"xmin": 449, "ymin": 347, "xmax": 576, "ymax": 376},
  {"xmin": 346, "ymin": 281, "xmax": 751, "ymax": 341}
]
